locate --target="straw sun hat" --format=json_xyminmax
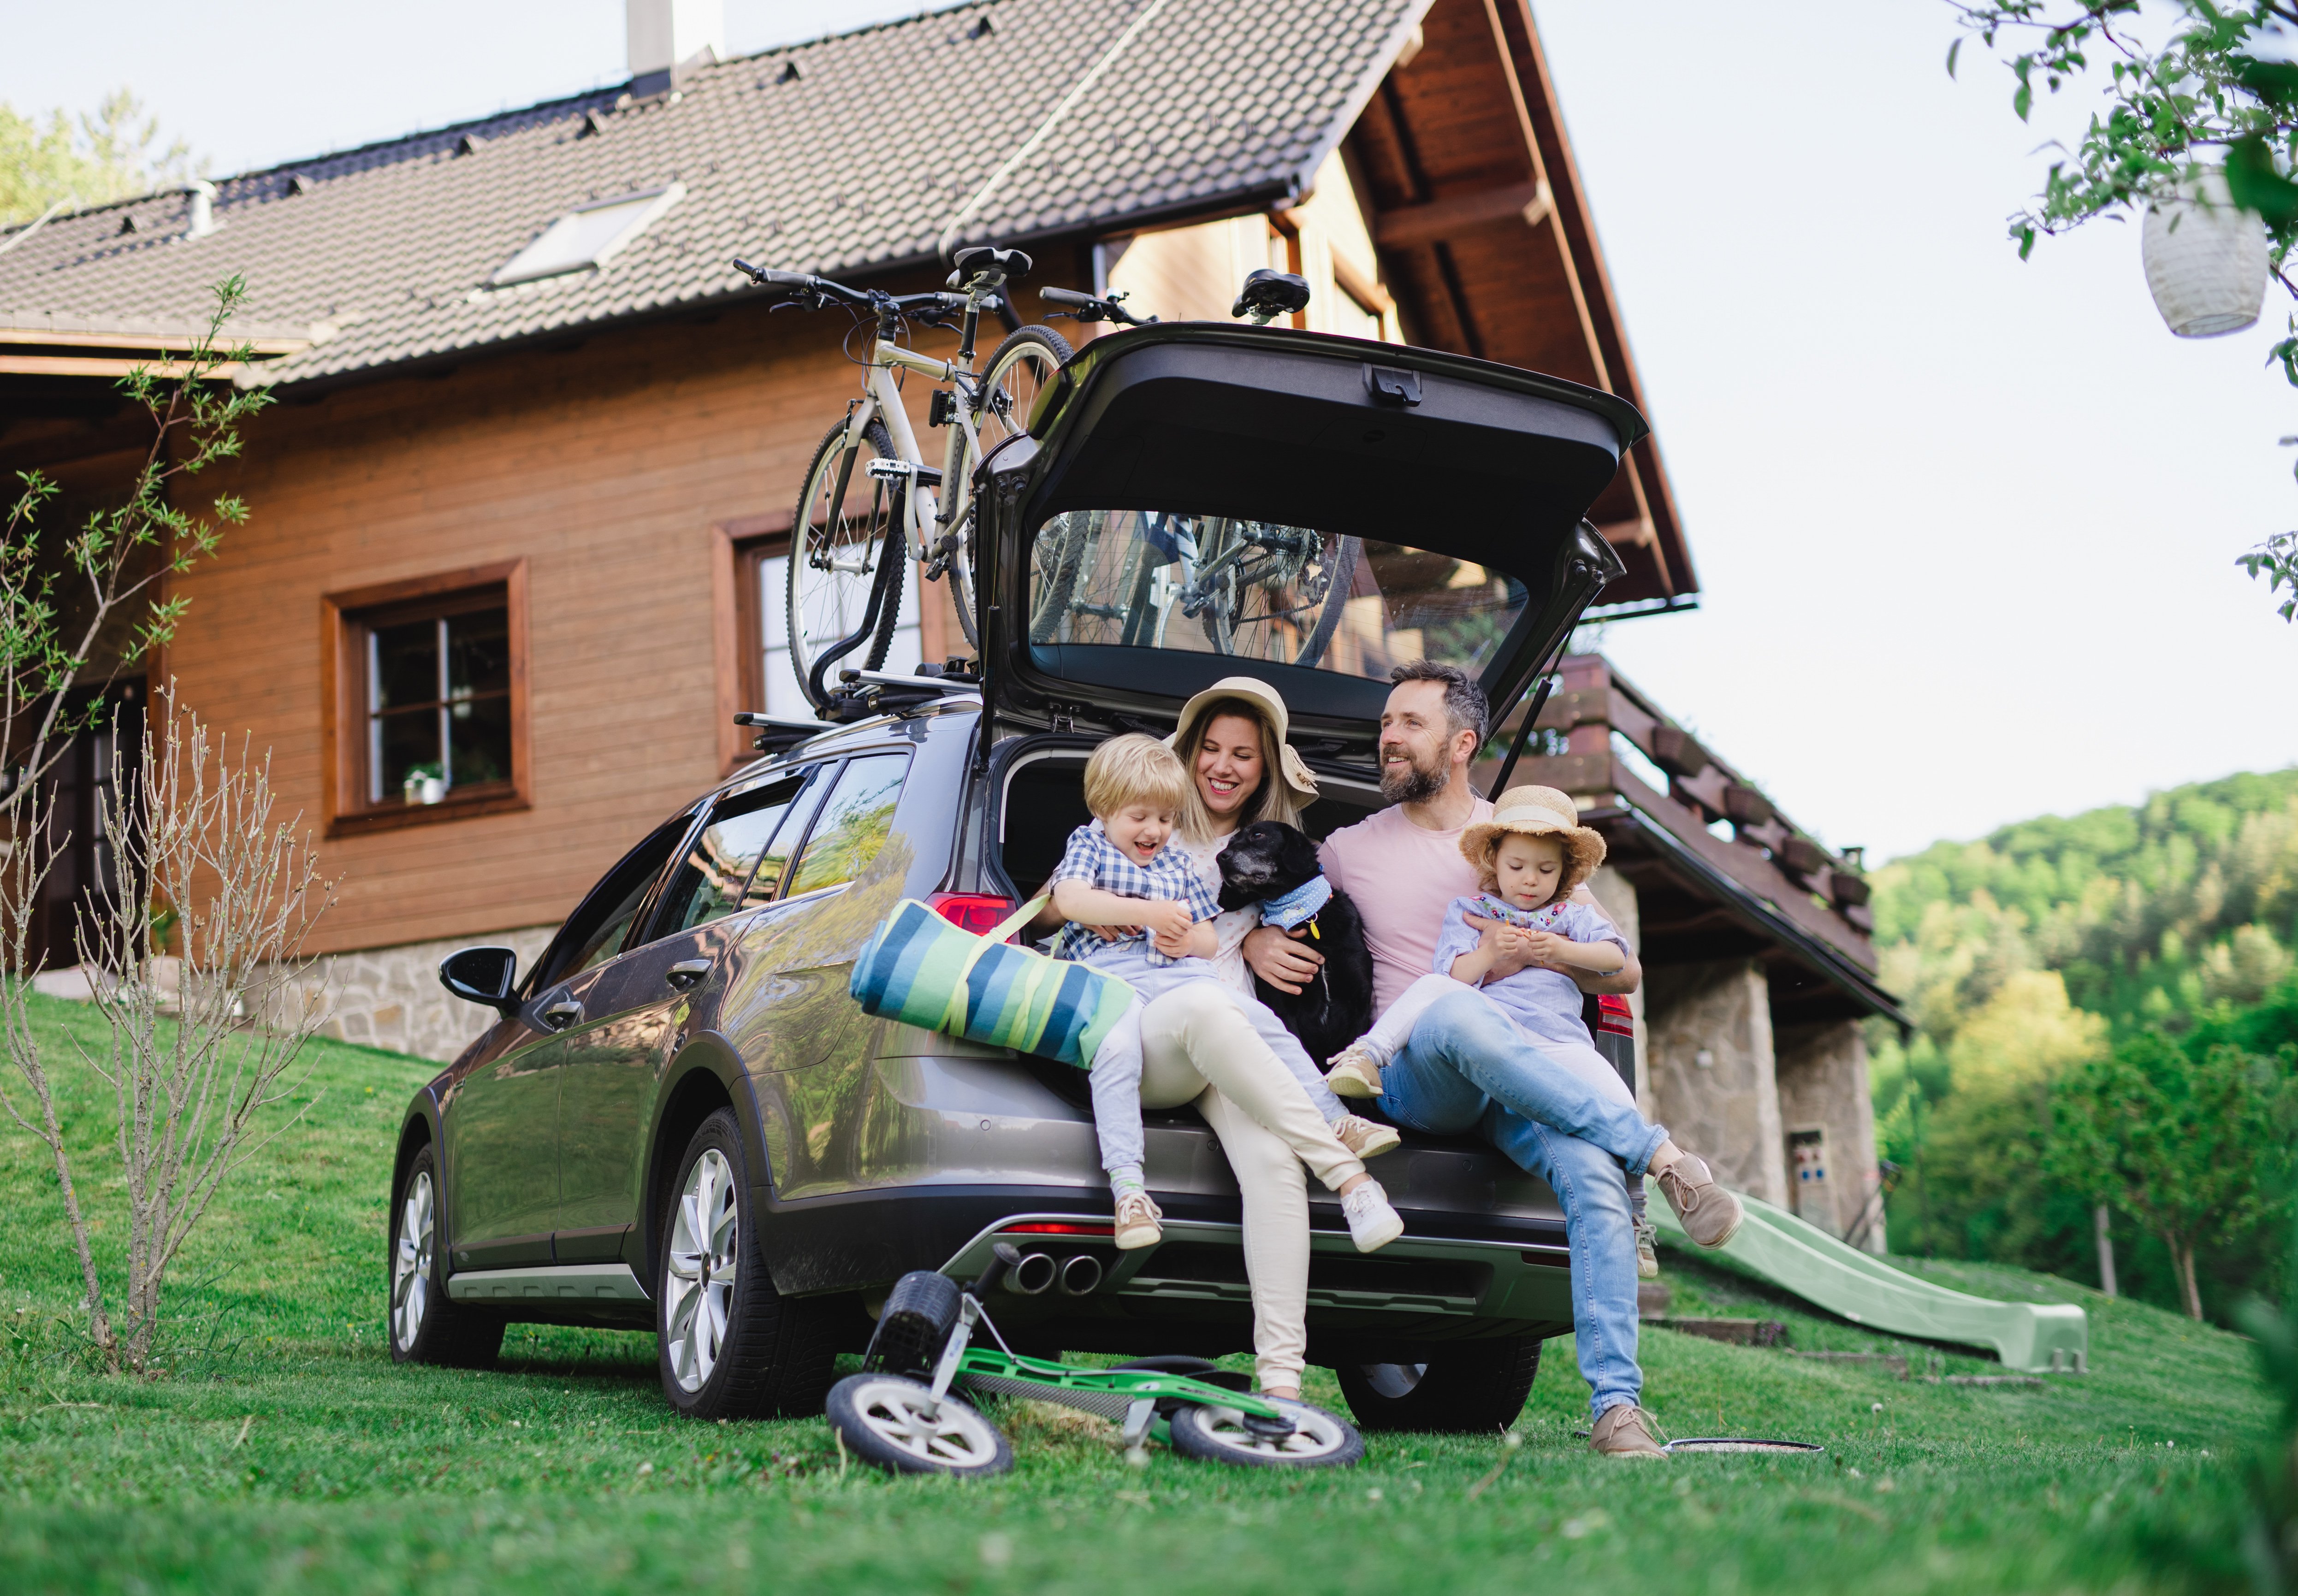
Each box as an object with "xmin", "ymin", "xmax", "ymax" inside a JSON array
[
  {"xmin": 1163, "ymin": 675, "xmax": 1321, "ymax": 805},
  {"xmin": 1459, "ymin": 786, "xmax": 1607, "ymax": 894}
]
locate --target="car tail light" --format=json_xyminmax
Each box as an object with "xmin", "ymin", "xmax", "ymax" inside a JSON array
[
  {"xmin": 1002, "ymin": 1221, "xmax": 1116, "ymax": 1237},
  {"xmin": 1595, "ymin": 993, "xmax": 1635, "ymax": 1036},
  {"xmin": 929, "ymin": 892, "xmax": 1018, "ymax": 938}
]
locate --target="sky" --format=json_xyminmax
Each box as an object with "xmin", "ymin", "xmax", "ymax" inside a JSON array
[{"xmin": 5, "ymin": 0, "xmax": 2295, "ymax": 862}]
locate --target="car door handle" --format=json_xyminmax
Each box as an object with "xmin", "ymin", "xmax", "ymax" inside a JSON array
[
  {"xmin": 539, "ymin": 999, "xmax": 584, "ymax": 1031},
  {"xmin": 665, "ymin": 959, "xmax": 711, "ymax": 992}
]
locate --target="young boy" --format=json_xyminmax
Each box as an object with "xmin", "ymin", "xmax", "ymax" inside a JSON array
[{"xmin": 1051, "ymin": 735, "xmax": 1404, "ymax": 1253}]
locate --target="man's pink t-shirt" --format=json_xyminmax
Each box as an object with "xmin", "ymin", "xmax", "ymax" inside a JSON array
[{"xmin": 1318, "ymin": 796, "xmax": 1495, "ymax": 1014}]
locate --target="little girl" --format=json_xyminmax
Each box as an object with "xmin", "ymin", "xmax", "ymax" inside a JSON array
[{"xmin": 1325, "ymin": 786, "xmax": 1743, "ymax": 1263}]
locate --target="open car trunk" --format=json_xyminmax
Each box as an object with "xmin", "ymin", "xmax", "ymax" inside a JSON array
[{"xmin": 971, "ymin": 323, "xmax": 1641, "ymax": 763}]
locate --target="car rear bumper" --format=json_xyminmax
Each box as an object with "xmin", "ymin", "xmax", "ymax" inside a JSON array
[{"xmin": 757, "ymin": 1182, "xmax": 1576, "ymax": 1357}]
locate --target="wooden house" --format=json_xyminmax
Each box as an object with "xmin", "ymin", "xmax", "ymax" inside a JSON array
[{"xmin": 0, "ymin": 0, "xmax": 1894, "ymax": 1245}]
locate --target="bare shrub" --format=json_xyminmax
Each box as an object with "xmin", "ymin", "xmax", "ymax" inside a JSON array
[{"xmin": 0, "ymin": 686, "xmax": 333, "ymax": 1373}]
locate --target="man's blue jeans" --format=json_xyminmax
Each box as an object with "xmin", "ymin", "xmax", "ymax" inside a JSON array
[{"xmin": 1377, "ymin": 987, "xmax": 1667, "ymax": 1421}]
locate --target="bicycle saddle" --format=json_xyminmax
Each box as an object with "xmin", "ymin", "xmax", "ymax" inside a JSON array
[
  {"xmin": 952, "ymin": 245, "xmax": 1032, "ymax": 282},
  {"xmin": 1232, "ymin": 267, "xmax": 1311, "ymax": 323}
]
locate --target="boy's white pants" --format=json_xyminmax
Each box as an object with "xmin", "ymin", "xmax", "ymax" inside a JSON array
[{"xmin": 1084, "ymin": 945, "xmax": 1346, "ymax": 1176}]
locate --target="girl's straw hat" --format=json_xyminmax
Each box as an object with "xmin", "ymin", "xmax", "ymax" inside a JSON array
[
  {"xmin": 1164, "ymin": 675, "xmax": 1321, "ymax": 804},
  {"xmin": 1459, "ymin": 786, "xmax": 1608, "ymax": 893}
]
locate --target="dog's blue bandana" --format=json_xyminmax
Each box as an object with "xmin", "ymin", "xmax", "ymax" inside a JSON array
[{"xmin": 1261, "ymin": 875, "xmax": 1333, "ymax": 933}]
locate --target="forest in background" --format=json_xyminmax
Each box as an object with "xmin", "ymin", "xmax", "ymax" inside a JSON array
[{"xmin": 1870, "ymin": 767, "xmax": 2298, "ymax": 1322}]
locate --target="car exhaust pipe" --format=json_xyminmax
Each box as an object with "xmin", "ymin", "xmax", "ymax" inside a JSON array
[
  {"xmin": 1005, "ymin": 1252, "xmax": 1057, "ymax": 1295},
  {"xmin": 1058, "ymin": 1254, "xmax": 1103, "ymax": 1296}
]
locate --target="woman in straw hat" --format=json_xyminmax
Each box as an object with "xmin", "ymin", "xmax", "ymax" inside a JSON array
[{"xmin": 1107, "ymin": 676, "xmax": 1399, "ymax": 1401}]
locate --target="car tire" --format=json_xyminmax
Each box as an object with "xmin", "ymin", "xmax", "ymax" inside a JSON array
[
  {"xmin": 387, "ymin": 1143, "xmax": 504, "ymax": 1369},
  {"xmin": 655, "ymin": 1108, "xmax": 839, "ymax": 1420},
  {"xmin": 1334, "ymin": 1336, "xmax": 1542, "ymax": 1433}
]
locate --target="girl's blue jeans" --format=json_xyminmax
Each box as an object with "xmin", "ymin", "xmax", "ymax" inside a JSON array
[{"xmin": 1376, "ymin": 985, "xmax": 1666, "ymax": 1422}]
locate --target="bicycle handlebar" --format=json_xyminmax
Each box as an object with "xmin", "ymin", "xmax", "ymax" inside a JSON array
[
  {"xmin": 1039, "ymin": 286, "xmax": 1155, "ymax": 326},
  {"xmin": 969, "ymin": 1241, "xmax": 1022, "ymax": 1300},
  {"xmin": 734, "ymin": 258, "xmax": 979, "ymax": 324}
]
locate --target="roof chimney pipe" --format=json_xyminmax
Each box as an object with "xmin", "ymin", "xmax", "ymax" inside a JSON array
[
  {"xmin": 184, "ymin": 180, "xmax": 219, "ymax": 240},
  {"xmin": 627, "ymin": 0, "xmax": 724, "ymax": 96}
]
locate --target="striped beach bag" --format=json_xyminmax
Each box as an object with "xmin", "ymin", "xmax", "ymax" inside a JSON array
[{"xmin": 848, "ymin": 896, "xmax": 1134, "ymax": 1069}]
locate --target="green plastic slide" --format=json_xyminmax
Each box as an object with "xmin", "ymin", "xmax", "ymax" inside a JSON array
[{"xmin": 1650, "ymin": 1190, "xmax": 2089, "ymax": 1374}]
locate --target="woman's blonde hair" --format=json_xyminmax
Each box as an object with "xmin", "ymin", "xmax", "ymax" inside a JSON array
[
  {"xmin": 1083, "ymin": 734, "xmax": 1189, "ymax": 818},
  {"xmin": 1176, "ymin": 696, "xmax": 1301, "ymax": 841}
]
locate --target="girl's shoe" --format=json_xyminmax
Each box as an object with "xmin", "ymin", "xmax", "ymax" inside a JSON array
[
  {"xmin": 1634, "ymin": 1215, "xmax": 1660, "ymax": 1280},
  {"xmin": 1334, "ymin": 1114, "xmax": 1400, "ymax": 1160},
  {"xmin": 1113, "ymin": 1190, "xmax": 1164, "ymax": 1250},
  {"xmin": 1340, "ymin": 1179, "xmax": 1404, "ymax": 1252},
  {"xmin": 1325, "ymin": 1042, "xmax": 1385, "ymax": 1099}
]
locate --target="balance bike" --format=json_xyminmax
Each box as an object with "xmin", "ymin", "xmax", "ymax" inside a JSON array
[{"xmin": 825, "ymin": 1243, "xmax": 1365, "ymax": 1476}]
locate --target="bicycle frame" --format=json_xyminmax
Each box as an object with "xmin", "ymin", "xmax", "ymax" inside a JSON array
[{"xmin": 845, "ymin": 342, "xmax": 983, "ymax": 557}]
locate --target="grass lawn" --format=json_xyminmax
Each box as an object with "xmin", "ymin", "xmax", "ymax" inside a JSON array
[{"xmin": 0, "ymin": 992, "xmax": 2268, "ymax": 1594}]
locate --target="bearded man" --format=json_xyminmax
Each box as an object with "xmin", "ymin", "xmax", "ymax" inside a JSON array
[{"xmin": 1239, "ymin": 660, "xmax": 1742, "ymax": 1458}]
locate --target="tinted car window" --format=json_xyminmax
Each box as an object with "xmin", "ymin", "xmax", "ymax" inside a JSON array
[
  {"xmin": 531, "ymin": 817, "xmax": 690, "ymax": 991},
  {"xmin": 783, "ymin": 753, "xmax": 910, "ymax": 898},
  {"xmin": 650, "ymin": 768, "xmax": 819, "ymax": 938}
]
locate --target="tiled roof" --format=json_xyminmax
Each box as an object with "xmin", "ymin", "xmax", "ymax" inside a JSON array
[{"xmin": 0, "ymin": 0, "xmax": 1423, "ymax": 388}]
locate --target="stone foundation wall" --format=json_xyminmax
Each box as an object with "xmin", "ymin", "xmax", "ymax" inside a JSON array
[
  {"xmin": 262, "ymin": 927, "xmax": 558, "ymax": 1062},
  {"xmin": 1775, "ymin": 1019, "xmax": 1886, "ymax": 1253},
  {"xmin": 1643, "ymin": 958, "xmax": 1787, "ymax": 1206}
]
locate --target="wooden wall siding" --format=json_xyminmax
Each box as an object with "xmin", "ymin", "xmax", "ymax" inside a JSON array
[
  {"xmin": 1104, "ymin": 156, "xmax": 1395, "ymax": 339},
  {"xmin": 170, "ymin": 286, "xmax": 954, "ymax": 957}
]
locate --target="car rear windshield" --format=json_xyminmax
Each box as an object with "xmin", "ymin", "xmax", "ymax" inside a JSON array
[{"xmin": 1025, "ymin": 511, "xmax": 1528, "ymax": 683}]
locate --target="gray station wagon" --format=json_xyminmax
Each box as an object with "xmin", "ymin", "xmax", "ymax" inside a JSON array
[{"xmin": 386, "ymin": 319, "xmax": 1640, "ymax": 1433}]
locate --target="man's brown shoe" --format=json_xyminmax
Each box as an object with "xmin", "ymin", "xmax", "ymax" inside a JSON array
[
  {"xmin": 1590, "ymin": 1404, "xmax": 1668, "ymax": 1458},
  {"xmin": 1653, "ymin": 1153, "xmax": 1744, "ymax": 1249}
]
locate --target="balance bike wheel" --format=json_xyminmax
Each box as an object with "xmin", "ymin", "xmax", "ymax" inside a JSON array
[
  {"xmin": 1167, "ymin": 1397, "xmax": 1365, "ymax": 1469},
  {"xmin": 825, "ymin": 1373, "xmax": 1013, "ymax": 1477}
]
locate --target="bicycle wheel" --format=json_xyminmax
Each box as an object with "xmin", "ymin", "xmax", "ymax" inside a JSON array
[
  {"xmin": 1027, "ymin": 510, "xmax": 1099, "ymax": 645},
  {"xmin": 1294, "ymin": 533, "xmax": 1359, "ymax": 667},
  {"xmin": 948, "ymin": 325, "xmax": 1072, "ymax": 649},
  {"xmin": 788, "ymin": 418, "xmax": 907, "ymax": 708}
]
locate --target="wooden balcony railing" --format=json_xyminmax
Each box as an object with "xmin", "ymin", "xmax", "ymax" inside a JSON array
[{"xmin": 1480, "ymin": 653, "xmax": 1878, "ymax": 972}]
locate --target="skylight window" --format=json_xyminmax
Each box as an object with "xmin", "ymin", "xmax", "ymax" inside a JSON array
[{"xmin": 491, "ymin": 183, "xmax": 684, "ymax": 286}]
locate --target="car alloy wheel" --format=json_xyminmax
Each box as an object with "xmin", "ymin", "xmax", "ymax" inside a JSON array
[
  {"xmin": 663, "ymin": 1147, "xmax": 740, "ymax": 1393},
  {"xmin": 392, "ymin": 1169, "xmax": 435, "ymax": 1353}
]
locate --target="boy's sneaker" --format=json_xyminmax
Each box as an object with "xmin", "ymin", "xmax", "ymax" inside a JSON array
[
  {"xmin": 1333, "ymin": 1114, "xmax": 1400, "ymax": 1160},
  {"xmin": 1652, "ymin": 1153, "xmax": 1744, "ymax": 1249},
  {"xmin": 1113, "ymin": 1191, "xmax": 1163, "ymax": 1251},
  {"xmin": 1634, "ymin": 1215, "xmax": 1661, "ymax": 1280},
  {"xmin": 1325, "ymin": 1042, "xmax": 1385, "ymax": 1099},
  {"xmin": 1340, "ymin": 1179, "xmax": 1404, "ymax": 1253}
]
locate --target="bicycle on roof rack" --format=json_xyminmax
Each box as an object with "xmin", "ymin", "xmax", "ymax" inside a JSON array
[
  {"xmin": 734, "ymin": 246, "xmax": 1071, "ymax": 709},
  {"xmin": 1028, "ymin": 269, "xmax": 1361, "ymax": 667}
]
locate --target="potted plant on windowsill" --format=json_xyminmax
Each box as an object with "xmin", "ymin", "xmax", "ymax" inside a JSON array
[{"xmin": 402, "ymin": 764, "xmax": 447, "ymax": 806}]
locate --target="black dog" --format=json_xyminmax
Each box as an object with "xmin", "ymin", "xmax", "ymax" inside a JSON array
[{"xmin": 1215, "ymin": 820, "xmax": 1375, "ymax": 1069}]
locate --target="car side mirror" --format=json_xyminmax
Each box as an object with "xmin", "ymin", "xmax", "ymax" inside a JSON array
[{"xmin": 439, "ymin": 946, "xmax": 521, "ymax": 1015}]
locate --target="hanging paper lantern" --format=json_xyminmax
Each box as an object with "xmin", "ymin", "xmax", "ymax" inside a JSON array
[{"xmin": 2142, "ymin": 169, "xmax": 2269, "ymax": 337}]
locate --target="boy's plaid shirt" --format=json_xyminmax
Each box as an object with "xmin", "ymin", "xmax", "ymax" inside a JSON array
[{"xmin": 1048, "ymin": 820, "xmax": 1220, "ymax": 966}]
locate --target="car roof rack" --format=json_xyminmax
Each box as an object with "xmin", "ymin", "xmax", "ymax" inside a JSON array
[
  {"xmin": 732, "ymin": 712, "xmax": 830, "ymax": 756},
  {"xmin": 821, "ymin": 664, "xmax": 983, "ymax": 722}
]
